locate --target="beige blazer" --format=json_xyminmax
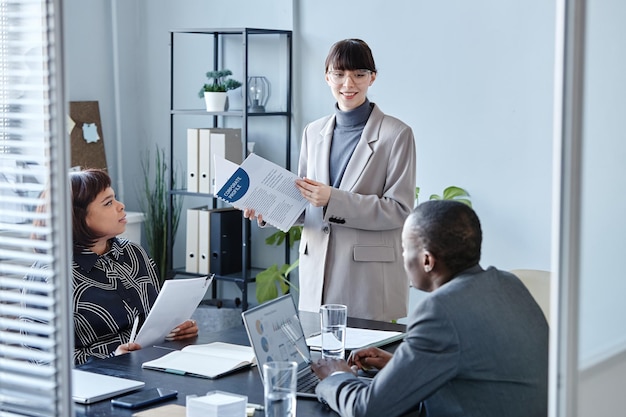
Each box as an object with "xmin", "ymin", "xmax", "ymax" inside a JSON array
[{"xmin": 297, "ymin": 104, "xmax": 416, "ymax": 321}]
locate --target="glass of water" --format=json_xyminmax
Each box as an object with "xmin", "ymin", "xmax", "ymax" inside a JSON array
[
  {"xmin": 263, "ymin": 361, "xmax": 297, "ymax": 417},
  {"xmin": 320, "ymin": 304, "xmax": 347, "ymax": 360}
]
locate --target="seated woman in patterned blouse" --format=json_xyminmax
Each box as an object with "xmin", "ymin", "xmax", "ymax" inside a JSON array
[{"xmin": 68, "ymin": 169, "xmax": 198, "ymax": 364}]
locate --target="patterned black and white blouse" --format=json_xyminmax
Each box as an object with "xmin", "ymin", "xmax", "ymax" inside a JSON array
[
  {"xmin": 23, "ymin": 238, "xmax": 161, "ymax": 365},
  {"xmin": 71, "ymin": 238, "xmax": 161, "ymax": 365}
]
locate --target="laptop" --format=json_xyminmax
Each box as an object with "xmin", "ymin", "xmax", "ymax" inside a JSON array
[
  {"xmin": 242, "ymin": 294, "xmax": 321, "ymax": 398},
  {"xmin": 72, "ymin": 369, "xmax": 145, "ymax": 404}
]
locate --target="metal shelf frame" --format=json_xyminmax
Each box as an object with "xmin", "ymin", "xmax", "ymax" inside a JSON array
[{"xmin": 166, "ymin": 28, "xmax": 293, "ymax": 311}]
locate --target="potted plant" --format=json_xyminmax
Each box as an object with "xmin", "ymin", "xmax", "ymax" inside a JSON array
[
  {"xmin": 138, "ymin": 146, "xmax": 183, "ymax": 284},
  {"xmin": 198, "ymin": 69, "xmax": 242, "ymax": 112},
  {"xmin": 256, "ymin": 226, "xmax": 302, "ymax": 303}
]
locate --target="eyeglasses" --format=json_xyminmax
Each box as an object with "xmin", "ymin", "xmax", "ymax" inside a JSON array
[{"xmin": 327, "ymin": 69, "xmax": 372, "ymax": 85}]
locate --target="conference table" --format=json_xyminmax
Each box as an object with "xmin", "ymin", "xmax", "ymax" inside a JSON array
[{"xmin": 75, "ymin": 311, "xmax": 406, "ymax": 417}]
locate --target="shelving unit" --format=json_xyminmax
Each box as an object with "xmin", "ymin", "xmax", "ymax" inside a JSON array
[{"xmin": 166, "ymin": 28, "xmax": 293, "ymax": 311}]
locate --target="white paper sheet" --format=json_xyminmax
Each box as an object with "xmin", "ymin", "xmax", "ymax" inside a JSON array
[
  {"xmin": 134, "ymin": 275, "xmax": 213, "ymax": 348},
  {"xmin": 214, "ymin": 153, "xmax": 307, "ymax": 232},
  {"xmin": 305, "ymin": 327, "xmax": 405, "ymax": 351}
]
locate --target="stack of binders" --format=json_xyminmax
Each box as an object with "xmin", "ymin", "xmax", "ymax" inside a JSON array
[
  {"xmin": 185, "ymin": 206, "xmax": 242, "ymax": 276},
  {"xmin": 187, "ymin": 127, "xmax": 243, "ymax": 194}
]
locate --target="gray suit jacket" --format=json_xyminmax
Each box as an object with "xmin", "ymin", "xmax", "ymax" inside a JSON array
[
  {"xmin": 316, "ymin": 266, "xmax": 549, "ymax": 417},
  {"xmin": 297, "ymin": 104, "xmax": 416, "ymax": 321}
]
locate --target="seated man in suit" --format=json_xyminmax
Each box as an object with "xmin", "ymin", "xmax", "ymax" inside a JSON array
[{"xmin": 311, "ymin": 200, "xmax": 548, "ymax": 417}]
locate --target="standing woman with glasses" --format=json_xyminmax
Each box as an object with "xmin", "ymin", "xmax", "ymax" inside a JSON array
[{"xmin": 247, "ymin": 39, "xmax": 416, "ymax": 321}]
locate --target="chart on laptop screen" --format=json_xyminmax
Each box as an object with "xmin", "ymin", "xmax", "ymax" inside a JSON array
[{"xmin": 242, "ymin": 295, "xmax": 311, "ymax": 368}]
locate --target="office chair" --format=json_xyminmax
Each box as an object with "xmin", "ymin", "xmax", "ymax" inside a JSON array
[{"xmin": 510, "ymin": 269, "xmax": 551, "ymax": 325}]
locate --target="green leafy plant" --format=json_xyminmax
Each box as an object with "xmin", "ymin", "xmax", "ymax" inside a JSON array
[
  {"xmin": 416, "ymin": 185, "xmax": 472, "ymax": 207},
  {"xmin": 139, "ymin": 146, "xmax": 183, "ymax": 284},
  {"xmin": 198, "ymin": 69, "xmax": 242, "ymax": 96},
  {"xmin": 256, "ymin": 226, "xmax": 302, "ymax": 303}
]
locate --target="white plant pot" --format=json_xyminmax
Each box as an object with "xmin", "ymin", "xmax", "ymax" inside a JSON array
[{"xmin": 203, "ymin": 91, "xmax": 227, "ymax": 112}]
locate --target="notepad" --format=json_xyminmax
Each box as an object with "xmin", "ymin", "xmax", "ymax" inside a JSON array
[
  {"xmin": 141, "ymin": 342, "xmax": 256, "ymax": 379},
  {"xmin": 306, "ymin": 327, "xmax": 405, "ymax": 351}
]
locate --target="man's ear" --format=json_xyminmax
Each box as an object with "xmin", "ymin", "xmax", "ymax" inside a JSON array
[{"xmin": 423, "ymin": 251, "xmax": 435, "ymax": 273}]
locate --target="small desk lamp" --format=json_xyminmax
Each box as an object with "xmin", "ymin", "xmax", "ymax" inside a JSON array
[{"xmin": 247, "ymin": 76, "xmax": 270, "ymax": 112}]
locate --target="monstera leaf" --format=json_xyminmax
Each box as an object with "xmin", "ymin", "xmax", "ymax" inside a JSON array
[
  {"xmin": 256, "ymin": 260, "xmax": 300, "ymax": 303},
  {"xmin": 429, "ymin": 186, "xmax": 472, "ymax": 207},
  {"xmin": 416, "ymin": 186, "xmax": 472, "ymax": 207}
]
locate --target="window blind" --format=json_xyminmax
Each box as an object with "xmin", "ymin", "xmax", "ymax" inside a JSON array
[{"xmin": 0, "ymin": 0, "xmax": 73, "ymax": 415}]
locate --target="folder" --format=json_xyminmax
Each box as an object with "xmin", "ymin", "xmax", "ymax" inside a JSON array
[
  {"xmin": 185, "ymin": 208, "xmax": 200, "ymax": 273},
  {"xmin": 209, "ymin": 208, "xmax": 242, "ymax": 275},
  {"xmin": 210, "ymin": 129, "xmax": 242, "ymax": 194},
  {"xmin": 187, "ymin": 128, "xmax": 200, "ymax": 193},
  {"xmin": 198, "ymin": 129, "xmax": 212, "ymax": 194},
  {"xmin": 197, "ymin": 206, "xmax": 211, "ymax": 274},
  {"xmin": 189, "ymin": 206, "xmax": 243, "ymax": 276}
]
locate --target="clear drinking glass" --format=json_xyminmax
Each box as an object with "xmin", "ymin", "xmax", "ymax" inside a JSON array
[
  {"xmin": 320, "ymin": 304, "xmax": 347, "ymax": 360},
  {"xmin": 263, "ymin": 361, "xmax": 297, "ymax": 417}
]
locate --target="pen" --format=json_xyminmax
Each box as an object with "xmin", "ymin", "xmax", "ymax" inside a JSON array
[
  {"xmin": 128, "ymin": 316, "xmax": 139, "ymax": 344},
  {"xmin": 247, "ymin": 403, "xmax": 264, "ymax": 411}
]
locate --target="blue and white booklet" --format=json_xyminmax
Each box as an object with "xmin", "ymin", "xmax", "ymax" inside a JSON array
[{"xmin": 214, "ymin": 153, "xmax": 307, "ymax": 232}]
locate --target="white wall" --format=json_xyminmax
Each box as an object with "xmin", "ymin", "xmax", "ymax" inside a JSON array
[
  {"xmin": 297, "ymin": 1, "xmax": 555, "ymax": 274},
  {"xmin": 576, "ymin": 0, "xmax": 626, "ymax": 414},
  {"xmin": 63, "ymin": 0, "xmax": 118, "ymax": 181},
  {"xmin": 296, "ymin": 0, "xmax": 556, "ymax": 317},
  {"xmin": 578, "ymin": 0, "xmax": 626, "ymax": 367}
]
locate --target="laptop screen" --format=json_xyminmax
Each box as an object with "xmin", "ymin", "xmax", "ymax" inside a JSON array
[{"xmin": 242, "ymin": 294, "xmax": 312, "ymax": 377}]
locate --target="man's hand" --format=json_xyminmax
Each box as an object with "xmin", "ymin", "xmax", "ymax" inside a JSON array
[
  {"xmin": 311, "ymin": 358, "xmax": 355, "ymax": 380},
  {"xmin": 347, "ymin": 347, "xmax": 393, "ymax": 371}
]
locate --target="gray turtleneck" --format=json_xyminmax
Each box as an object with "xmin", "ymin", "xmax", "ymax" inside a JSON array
[{"xmin": 329, "ymin": 99, "xmax": 374, "ymax": 188}]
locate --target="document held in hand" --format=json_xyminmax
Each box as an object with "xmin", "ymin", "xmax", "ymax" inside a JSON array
[
  {"xmin": 141, "ymin": 342, "xmax": 256, "ymax": 379},
  {"xmin": 134, "ymin": 275, "xmax": 213, "ymax": 348},
  {"xmin": 214, "ymin": 153, "xmax": 307, "ymax": 232}
]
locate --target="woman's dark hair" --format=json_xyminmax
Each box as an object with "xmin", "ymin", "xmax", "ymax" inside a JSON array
[
  {"xmin": 410, "ymin": 200, "xmax": 482, "ymax": 275},
  {"xmin": 69, "ymin": 169, "xmax": 111, "ymax": 251},
  {"xmin": 324, "ymin": 39, "xmax": 377, "ymax": 73}
]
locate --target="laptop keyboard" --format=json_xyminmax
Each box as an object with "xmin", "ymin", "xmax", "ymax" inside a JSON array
[{"xmin": 297, "ymin": 371, "xmax": 320, "ymax": 394}]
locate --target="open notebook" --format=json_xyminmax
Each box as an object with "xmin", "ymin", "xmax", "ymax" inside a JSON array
[{"xmin": 141, "ymin": 342, "xmax": 255, "ymax": 379}]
